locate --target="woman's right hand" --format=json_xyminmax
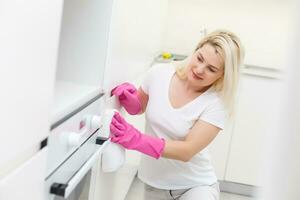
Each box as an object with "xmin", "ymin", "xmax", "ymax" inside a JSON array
[
  {"xmin": 111, "ymin": 82, "xmax": 142, "ymax": 115},
  {"xmin": 110, "ymin": 112, "xmax": 165, "ymax": 159}
]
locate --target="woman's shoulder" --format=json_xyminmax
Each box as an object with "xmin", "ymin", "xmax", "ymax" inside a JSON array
[
  {"xmin": 204, "ymin": 89, "xmax": 225, "ymax": 109},
  {"xmin": 199, "ymin": 90, "xmax": 228, "ymax": 129}
]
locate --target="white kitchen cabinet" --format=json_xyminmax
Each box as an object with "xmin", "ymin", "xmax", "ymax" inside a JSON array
[
  {"xmin": 92, "ymin": 150, "xmax": 140, "ymax": 200},
  {"xmin": 52, "ymin": 0, "xmax": 115, "ymax": 124},
  {"xmin": 0, "ymin": 148, "xmax": 48, "ymax": 200},
  {"xmin": 0, "ymin": 0, "xmax": 63, "ymax": 179},
  {"xmin": 225, "ymin": 74, "xmax": 283, "ymax": 186},
  {"xmin": 209, "ymin": 73, "xmax": 283, "ymax": 191}
]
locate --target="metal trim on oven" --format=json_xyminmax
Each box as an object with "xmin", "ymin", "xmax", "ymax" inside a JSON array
[
  {"xmin": 45, "ymin": 129, "xmax": 109, "ymax": 199},
  {"xmin": 45, "ymin": 129, "xmax": 98, "ymax": 180},
  {"xmin": 49, "ymin": 141, "xmax": 109, "ymax": 198}
]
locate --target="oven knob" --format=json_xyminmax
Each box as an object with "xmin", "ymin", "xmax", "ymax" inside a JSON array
[
  {"xmin": 90, "ymin": 109, "xmax": 116, "ymax": 138},
  {"xmin": 68, "ymin": 132, "xmax": 81, "ymax": 146},
  {"xmin": 60, "ymin": 132, "xmax": 81, "ymax": 146},
  {"xmin": 91, "ymin": 115, "xmax": 102, "ymax": 129}
]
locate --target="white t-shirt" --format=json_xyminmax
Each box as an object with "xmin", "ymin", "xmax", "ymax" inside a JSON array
[{"xmin": 137, "ymin": 63, "xmax": 227, "ymax": 190}]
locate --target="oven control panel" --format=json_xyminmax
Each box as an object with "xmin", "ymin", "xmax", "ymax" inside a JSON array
[{"xmin": 47, "ymin": 97, "xmax": 104, "ymax": 176}]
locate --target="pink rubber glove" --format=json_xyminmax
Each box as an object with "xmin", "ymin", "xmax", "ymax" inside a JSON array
[
  {"xmin": 110, "ymin": 112, "xmax": 165, "ymax": 159},
  {"xmin": 111, "ymin": 82, "xmax": 142, "ymax": 115}
]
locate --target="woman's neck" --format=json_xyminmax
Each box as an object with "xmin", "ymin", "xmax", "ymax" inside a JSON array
[{"xmin": 179, "ymin": 77, "xmax": 210, "ymax": 94}]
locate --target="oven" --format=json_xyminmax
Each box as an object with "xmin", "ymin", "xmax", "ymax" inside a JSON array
[{"xmin": 45, "ymin": 94, "xmax": 109, "ymax": 200}]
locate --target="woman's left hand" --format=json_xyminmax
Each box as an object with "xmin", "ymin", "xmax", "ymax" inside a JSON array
[{"xmin": 109, "ymin": 112, "xmax": 141, "ymax": 149}]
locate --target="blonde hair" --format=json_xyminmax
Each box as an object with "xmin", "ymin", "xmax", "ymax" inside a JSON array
[{"xmin": 175, "ymin": 30, "xmax": 244, "ymax": 116}]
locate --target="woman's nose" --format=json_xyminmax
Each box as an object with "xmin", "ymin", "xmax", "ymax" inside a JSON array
[{"xmin": 195, "ymin": 65, "xmax": 205, "ymax": 74}]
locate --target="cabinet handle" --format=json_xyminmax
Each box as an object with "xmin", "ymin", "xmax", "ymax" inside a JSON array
[{"xmin": 96, "ymin": 136, "xmax": 108, "ymax": 145}]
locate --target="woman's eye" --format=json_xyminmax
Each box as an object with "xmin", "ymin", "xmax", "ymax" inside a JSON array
[
  {"xmin": 209, "ymin": 68, "xmax": 216, "ymax": 72},
  {"xmin": 197, "ymin": 57, "xmax": 202, "ymax": 62}
]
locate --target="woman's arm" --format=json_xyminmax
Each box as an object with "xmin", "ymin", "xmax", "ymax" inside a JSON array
[
  {"xmin": 110, "ymin": 112, "xmax": 221, "ymax": 161},
  {"xmin": 137, "ymin": 87, "xmax": 149, "ymax": 114},
  {"xmin": 162, "ymin": 120, "xmax": 221, "ymax": 162}
]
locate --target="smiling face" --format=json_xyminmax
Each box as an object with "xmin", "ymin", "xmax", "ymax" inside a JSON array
[{"xmin": 186, "ymin": 43, "xmax": 224, "ymax": 91}]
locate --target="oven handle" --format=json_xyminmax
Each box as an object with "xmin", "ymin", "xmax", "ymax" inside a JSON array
[{"xmin": 50, "ymin": 140, "xmax": 109, "ymax": 198}]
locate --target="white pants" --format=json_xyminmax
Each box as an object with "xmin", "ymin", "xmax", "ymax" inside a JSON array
[{"xmin": 143, "ymin": 183, "xmax": 220, "ymax": 200}]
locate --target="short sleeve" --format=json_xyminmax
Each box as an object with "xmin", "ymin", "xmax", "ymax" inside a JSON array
[
  {"xmin": 199, "ymin": 99, "xmax": 227, "ymax": 130},
  {"xmin": 140, "ymin": 64, "xmax": 164, "ymax": 94}
]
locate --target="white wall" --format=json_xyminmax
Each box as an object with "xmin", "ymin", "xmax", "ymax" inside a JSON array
[{"xmin": 162, "ymin": 0, "xmax": 296, "ymax": 70}]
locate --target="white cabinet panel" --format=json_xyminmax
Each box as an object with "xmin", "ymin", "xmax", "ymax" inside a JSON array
[
  {"xmin": 56, "ymin": 0, "xmax": 114, "ymax": 87},
  {"xmin": 103, "ymin": 0, "xmax": 168, "ymax": 92},
  {"xmin": 0, "ymin": 0, "xmax": 63, "ymax": 176},
  {"xmin": 0, "ymin": 148, "xmax": 47, "ymax": 200},
  {"xmin": 225, "ymin": 75, "xmax": 283, "ymax": 185},
  {"xmin": 92, "ymin": 152, "xmax": 139, "ymax": 200}
]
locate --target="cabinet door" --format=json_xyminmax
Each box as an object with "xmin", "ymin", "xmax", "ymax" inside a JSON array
[
  {"xmin": 225, "ymin": 75, "xmax": 283, "ymax": 185},
  {"xmin": 92, "ymin": 151, "xmax": 139, "ymax": 200},
  {"xmin": 0, "ymin": 0, "xmax": 63, "ymax": 176},
  {"xmin": 0, "ymin": 148, "xmax": 47, "ymax": 200}
]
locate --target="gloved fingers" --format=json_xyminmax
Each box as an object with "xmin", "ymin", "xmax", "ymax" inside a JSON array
[
  {"xmin": 110, "ymin": 123, "xmax": 124, "ymax": 137},
  {"xmin": 113, "ymin": 112, "xmax": 127, "ymax": 125},
  {"xmin": 121, "ymin": 82, "xmax": 136, "ymax": 92},
  {"xmin": 126, "ymin": 86, "xmax": 137, "ymax": 94},
  {"xmin": 123, "ymin": 90, "xmax": 137, "ymax": 99},
  {"xmin": 111, "ymin": 118, "xmax": 125, "ymax": 130},
  {"xmin": 110, "ymin": 135, "xmax": 122, "ymax": 143},
  {"xmin": 117, "ymin": 87, "xmax": 136, "ymax": 100},
  {"xmin": 111, "ymin": 82, "xmax": 136, "ymax": 97},
  {"xmin": 111, "ymin": 84, "xmax": 127, "ymax": 96},
  {"xmin": 111, "ymin": 88, "xmax": 129, "ymax": 100},
  {"xmin": 111, "ymin": 86, "xmax": 123, "ymax": 97},
  {"xmin": 118, "ymin": 92, "xmax": 127, "ymax": 101}
]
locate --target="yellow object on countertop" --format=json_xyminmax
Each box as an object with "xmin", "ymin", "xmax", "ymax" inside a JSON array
[{"xmin": 162, "ymin": 52, "xmax": 172, "ymax": 59}]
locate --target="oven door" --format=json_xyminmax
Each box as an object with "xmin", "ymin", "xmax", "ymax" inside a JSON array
[{"xmin": 45, "ymin": 132, "xmax": 108, "ymax": 200}]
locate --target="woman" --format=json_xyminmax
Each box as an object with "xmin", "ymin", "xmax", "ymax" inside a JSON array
[{"xmin": 110, "ymin": 30, "xmax": 244, "ymax": 200}]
